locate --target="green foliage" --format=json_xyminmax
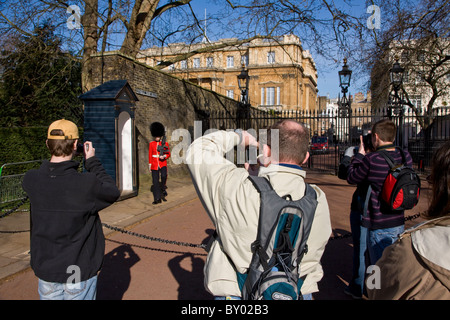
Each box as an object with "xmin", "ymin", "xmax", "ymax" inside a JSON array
[
  {"xmin": 0, "ymin": 126, "xmax": 84, "ymax": 167},
  {"xmin": 0, "ymin": 23, "xmax": 83, "ymax": 127},
  {"xmin": 0, "ymin": 127, "xmax": 50, "ymax": 164}
]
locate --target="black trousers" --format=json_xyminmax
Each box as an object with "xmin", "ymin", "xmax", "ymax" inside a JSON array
[{"xmin": 151, "ymin": 166, "xmax": 167, "ymax": 201}]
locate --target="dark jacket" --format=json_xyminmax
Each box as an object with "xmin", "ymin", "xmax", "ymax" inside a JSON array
[
  {"xmin": 22, "ymin": 157, "xmax": 120, "ymax": 283},
  {"xmin": 338, "ymin": 154, "xmax": 371, "ymax": 213}
]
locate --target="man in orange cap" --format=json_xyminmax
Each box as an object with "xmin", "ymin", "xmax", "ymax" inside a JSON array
[{"xmin": 22, "ymin": 119, "xmax": 120, "ymax": 300}]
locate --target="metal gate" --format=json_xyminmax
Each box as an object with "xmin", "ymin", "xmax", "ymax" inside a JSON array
[{"xmin": 206, "ymin": 106, "xmax": 450, "ymax": 174}]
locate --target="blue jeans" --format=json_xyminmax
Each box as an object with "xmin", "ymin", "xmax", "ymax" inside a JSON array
[
  {"xmin": 367, "ymin": 225, "xmax": 404, "ymax": 265},
  {"xmin": 38, "ymin": 275, "xmax": 98, "ymax": 300},
  {"xmin": 348, "ymin": 210, "xmax": 368, "ymax": 296}
]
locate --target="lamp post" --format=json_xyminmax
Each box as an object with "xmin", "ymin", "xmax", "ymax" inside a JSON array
[
  {"xmin": 388, "ymin": 58, "xmax": 405, "ymax": 147},
  {"xmin": 338, "ymin": 58, "xmax": 352, "ymax": 143},
  {"xmin": 237, "ymin": 65, "xmax": 250, "ymax": 129},
  {"xmin": 237, "ymin": 65, "xmax": 249, "ymax": 105}
]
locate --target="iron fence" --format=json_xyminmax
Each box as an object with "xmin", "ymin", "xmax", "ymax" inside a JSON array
[
  {"xmin": 205, "ymin": 106, "xmax": 450, "ymax": 174},
  {"xmin": 0, "ymin": 160, "xmax": 43, "ymax": 210}
]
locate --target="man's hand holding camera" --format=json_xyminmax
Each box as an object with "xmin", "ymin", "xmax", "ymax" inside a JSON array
[{"xmin": 76, "ymin": 141, "xmax": 95, "ymax": 159}]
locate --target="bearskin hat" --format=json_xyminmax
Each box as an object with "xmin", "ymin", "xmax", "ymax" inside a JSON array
[{"xmin": 150, "ymin": 122, "xmax": 165, "ymax": 137}]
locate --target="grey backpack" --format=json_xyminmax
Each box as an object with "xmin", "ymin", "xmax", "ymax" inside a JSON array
[{"xmin": 238, "ymin": 175, "xmax": 318, "ymax": 300}]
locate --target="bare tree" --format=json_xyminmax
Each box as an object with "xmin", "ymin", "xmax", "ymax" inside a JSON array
[
  {"xmin": 360, "ymin": 0, "xmax": 449, "ymax": 131},
  {"xmin": 1, "ymin": 0, "xmax": 366, "ymax": 92}
]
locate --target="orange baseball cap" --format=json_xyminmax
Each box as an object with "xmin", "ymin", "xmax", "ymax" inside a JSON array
[{"xmin": 47, "ymin": 119, "xmax": 79, "ymax": 140}]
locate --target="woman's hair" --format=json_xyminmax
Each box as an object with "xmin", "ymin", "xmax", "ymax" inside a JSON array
[{"xmin": 425, "ymin": 140, "xmax": 450, "ymax": 218}]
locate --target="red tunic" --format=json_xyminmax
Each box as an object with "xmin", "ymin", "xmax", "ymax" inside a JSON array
[{"xmin": 149, "ymin": 140, "xmax": 171, "ymax": 171}]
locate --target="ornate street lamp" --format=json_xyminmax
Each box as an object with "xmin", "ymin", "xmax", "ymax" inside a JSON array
[
  {"xmin": 338, "ymin": 59, "xmax": 352, "ymax": 143},
  {"xmin": 338, "ymin": 58, "xmax": 352, "ymax": 93},
  {"xmin": 236, "ymin": 65, "xmax": 250, "ymax": 129},
  {"xmin": 389, "ymin": 57, "xmax": 405, "ymax": 147},
  {"xmin": 390, "ymin": 58, "xmax": 404, "ymax": 92},
  {"xmin": 237, "ymin": 65, "xmax": 249, "ymax": 105}
]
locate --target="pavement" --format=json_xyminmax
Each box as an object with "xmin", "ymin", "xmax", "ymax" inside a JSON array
[
  {"xmin": 0, "ymin": 172, "xmax": 199, "ymax": 282},
  {"xmin": 0, "ymin": 168, "xmax": 430, "ymax": 299}
]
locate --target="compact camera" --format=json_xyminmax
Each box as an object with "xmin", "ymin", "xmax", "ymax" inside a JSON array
[
  {"xmin": 76, "ymin": 143, "xmax": 89, "ymax": 155},
  {"xmin": 362, "ymin": 133, "xmax": 374, "ymax": 152},
  {"xmin": 353, "ymin": 132, "xmax": 374, "ymax": 154}
]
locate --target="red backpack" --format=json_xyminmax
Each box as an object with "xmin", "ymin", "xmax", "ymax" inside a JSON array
[{"xmin": 378, "ymin": 148, "xmax": 421, "ymax": 212}]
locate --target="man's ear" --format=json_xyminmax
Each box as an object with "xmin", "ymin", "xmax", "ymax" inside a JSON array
[
  {"xmin": 301, "ymin": 151, "xmax": 310, "ymax": 165},
  {"xmin": 73, "ymin": 139, "xmax": 78, "ymax": 150},
  {"xmin": 261, "ymin": 144, "xmax": 271, "ymax": 167}
]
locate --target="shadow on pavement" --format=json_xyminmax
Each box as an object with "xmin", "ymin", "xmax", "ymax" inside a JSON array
[{"xmin": 97, "ymin": 244, "xmax": 141, "ymax": 300}]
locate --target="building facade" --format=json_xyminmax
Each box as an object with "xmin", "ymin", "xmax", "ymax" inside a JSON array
[{"xmin": 138, "ymin": 34, "xmax": 318, "ymax": 111}]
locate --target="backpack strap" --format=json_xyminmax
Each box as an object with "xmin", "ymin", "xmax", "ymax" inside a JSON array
[
  {"xmin": 377, "ymin": 150, "xmax": 395, "ymax": 169},
  {"xmin": 248, "ymin": 175, "xmax": 317, "ymax": 200},
  {"xmin": 377, "ymin": 147, "xmax": 407, "ymax": 169},
  {"xmin": 247, "ymin": 175, "xmax": 274, "ymax": 193}
]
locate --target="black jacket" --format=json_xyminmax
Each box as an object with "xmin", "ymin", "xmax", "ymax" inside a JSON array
[{"xmin": 22, "ymin": 157, "xmax": 120, "ymax": 283}]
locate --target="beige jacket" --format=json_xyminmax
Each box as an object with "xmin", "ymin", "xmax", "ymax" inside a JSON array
[
  {"xmin": 186, "ymin": 130, "xmax": 331, "ymax": 297},
  {"xmin": 368, "ymin": 216, "xmax": 450, "ymax": 300}
]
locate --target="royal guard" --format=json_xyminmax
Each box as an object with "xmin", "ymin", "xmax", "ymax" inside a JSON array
[{"xmin": 149, "ymin": 122, "xmax": 171, "ymax": 204}]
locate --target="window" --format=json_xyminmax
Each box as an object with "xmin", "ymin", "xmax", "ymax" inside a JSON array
[
  {"xmin": 241, "ymin": 55, "xmax": 249, "ymax": 67},
  {"xmin": 410, "ymin": 95, "xmax": 422, "ymax": 112},
  {"xmin": 403, "ymin": 70, "xmax": 409, "ymax": 83},
  {"xmin": 261, "ymin": 87, "xmax": 281, "ymax": 105},
  {"xmin": 180, "ymin": 60, "xmax": 187, "ymax": 69},
  {"xmin": 226, "ymin": 90, "xmax": 234, "ymax": 99},
  {"xmin": 227, "ymin": 56, "xmax": 234, "ymax": 68},
  {"xmin": 417, "ymin": 71, "xmax": 425, "ymax": 83},
  {"xmin": 193, "ymin": 58, "xmax": 200, "ymax": 68},
  {"xmin": 206, "ymin": 57, "xmax": 214, "ymax": 68},
  {"xmin": 268, "ymin": 51, "xmax": 275, "ymax": 64}
]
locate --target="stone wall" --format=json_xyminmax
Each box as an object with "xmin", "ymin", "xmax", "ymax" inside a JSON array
[{"xmin": 89, "ymin": 52, "xmax": 240, "ymax": 178}]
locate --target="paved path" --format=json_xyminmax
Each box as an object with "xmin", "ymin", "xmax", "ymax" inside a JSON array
[{"xmin": 0, "ymin": 170, "xmax": 429, "ymax": 300}]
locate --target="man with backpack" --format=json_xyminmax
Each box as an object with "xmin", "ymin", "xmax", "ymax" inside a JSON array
[
  {"xmin": 347, "ymin": 119, "xmax": 416, "ymax": 265},
  {"xmin": 186, "ymin": 120, "xmax": 331, "ymax": 300}
]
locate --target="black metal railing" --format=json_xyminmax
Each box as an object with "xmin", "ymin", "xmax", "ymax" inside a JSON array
[{"xmin": 205, "ymin": 106, "xmax": 450, "ymax": 174}]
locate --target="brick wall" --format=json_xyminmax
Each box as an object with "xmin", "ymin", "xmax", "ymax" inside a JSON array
[{"xmin": 88, "ymin": 52, "xmax": 240, "ymax": 178}]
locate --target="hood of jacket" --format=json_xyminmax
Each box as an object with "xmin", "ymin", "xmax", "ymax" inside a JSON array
[{"xmin": 410, "ymin": 216, "xmax": 450, "ymax": 290}]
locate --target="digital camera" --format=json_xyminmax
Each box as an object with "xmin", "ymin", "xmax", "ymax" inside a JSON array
[{"xmin": 362, "ymin": 132, "xmax": 374, "ymax": 152}]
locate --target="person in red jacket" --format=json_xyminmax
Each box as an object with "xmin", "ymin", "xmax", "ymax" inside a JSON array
[{"xmin": 149, "ymin": 122, "xmax": 170, "ymax": 204}]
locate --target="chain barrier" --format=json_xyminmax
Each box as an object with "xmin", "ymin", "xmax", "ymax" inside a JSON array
[
  {"xmin": 0, "ymin": 197, "xmax": 29, "ymax": 219},
  {"xmin": 101, "ymin": 223, "xmax": 207, "ymax": 250},
  {"xmin": 0, "ymin": 195, "xmax": 423, "ymax": 245}
]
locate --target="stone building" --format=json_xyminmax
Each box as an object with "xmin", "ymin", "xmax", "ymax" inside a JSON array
[{"xmin": 137, "ymin": 34, "xmax": 318, "ymax": 111}]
